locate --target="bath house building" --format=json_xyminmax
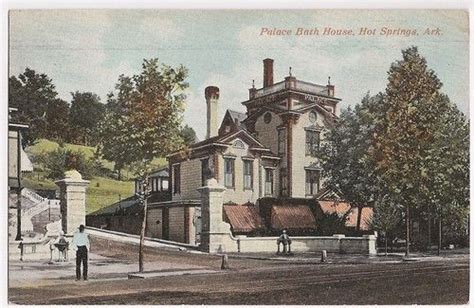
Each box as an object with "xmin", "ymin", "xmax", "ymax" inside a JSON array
[{"xmin": 88, "ymin": 59, "xmax": 372, "ymax": 244}]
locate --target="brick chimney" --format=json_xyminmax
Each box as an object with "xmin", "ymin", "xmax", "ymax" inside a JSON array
[
  {"xmin": 263, "ymin": 58, "xmax": 274, "ymax": 88},
  {"xmin": 205, "ymin": 86, "xmax": 220, "ymax": 139}
]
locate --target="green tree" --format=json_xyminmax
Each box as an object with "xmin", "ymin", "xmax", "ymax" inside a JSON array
[
  {"xmin": 70, "ymin": 91, "xmax": 105, "ymax": 145},
  {"xmin": 99, "ymin": 58, "xmax": 188, "ymax": 272},
  {"xmin": 46, "ymin": 98, "xmax": 70, "ymax": 142},
  {"xmin": 320, "ymin": 94, "xmax": 384, "ymax": 231},
  {"xmin": 423, "ymin": 97, "xmax": 469, "ymax": 254},
  {"xmin": 9, "ymin": 68, "xmax": 58, "ymax": 145},
  {"xmin": 373, "ymin": 46, "xmax": 455, "ymax": 256},
  {"xmin": 180, "ymin": 124, "xmax": 198, "ymax": 145},
  {"xmin": 370, "ymin": 195, "xmax": 403, "ymax": 256}
]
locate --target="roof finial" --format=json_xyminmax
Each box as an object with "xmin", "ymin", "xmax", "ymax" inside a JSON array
[
  {"xmin": 252, "ymin": 79, "xmax": 255, "ymax": 88},
  {"xmin": 328, "ymin": 76, "xmax": 331, "ymax": 85},
  {"xmin": 289, "ymin": 66, "xmax": 292, "ymax": 77}
]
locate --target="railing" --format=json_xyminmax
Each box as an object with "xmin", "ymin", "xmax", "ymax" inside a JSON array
[
  {"xmin": 251, "ymin": 79, "xmax": 329, "ymax": 99},
  {"xmin": 253, "ymin": 81, "xmax": 286, "ymax": 98},
  {"xmin": 22, "ymin": 188, "xmax": 47, "ymax": 204},
  {"xmin": 294, "ymin": 80, "xmax": 328, "ymax": 95}
]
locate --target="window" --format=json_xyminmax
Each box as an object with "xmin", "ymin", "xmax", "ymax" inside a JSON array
[
  {"xmin": 201, "ymin": 159, "xmax": 209, "ymax": 186},
  {"xmin": 151, "ymin": 178, "xmax": 157, "ymax": 192},
  {"xmin": 277, "ymin": 128, "xmax": 286, "ymax": 156},
  {"xmin": 264, "ymin": 112, "xmax": 272, "ymax": 124},
  {"xmin": 280, "ymin": 168, "xmax": 288, "ymax": 196},
  {"xmin": 305, "ymin": 169, "xmax": 320, "ymax": 196},
  {"xmin": 173, "ymin": 164, "xmax": 180, "ymax": 194},
  {"xmin": 305, "ymin": 130, "xmax": 320, "ymax": 156},
  {"xmin": 233, "ymin": 140, "xmax": 245, "ymax": 149},
  {"xmin": 162, "ymin": 179, "xmax": 169, "ymax": 191},
  {"xmin": 243, "ymin": 160, "xmax": 253, "ymax": 190},
  {"xmin": 201, "ymin": 157, "xmax": 215, "ymax": 186},
  {"xmin": 224, "ymin": 158, "xmax": 235, "ymax": 188},
  {"xmin": 265, "ymin": 168, "xmax": 274, "ymax": 196}
]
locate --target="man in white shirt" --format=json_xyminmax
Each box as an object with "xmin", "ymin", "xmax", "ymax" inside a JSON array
[{"xmin": 72, "ymin": 224, "xmax": 90, "ymax": 281}]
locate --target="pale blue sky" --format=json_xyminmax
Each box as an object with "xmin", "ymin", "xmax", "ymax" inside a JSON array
[{"xmin": 9, "ymin": 10, "xmax": 469, "ymax": 140}]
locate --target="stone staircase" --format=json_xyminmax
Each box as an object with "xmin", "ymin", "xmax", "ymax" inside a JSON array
[{"xmin": 9, "ymin": 188, "xmax": 61, "ymax": 236}]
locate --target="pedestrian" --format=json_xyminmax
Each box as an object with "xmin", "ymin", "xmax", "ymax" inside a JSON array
[{"xmin": 72, "ymin": 224, "xmax": 90, "ymax": 281}]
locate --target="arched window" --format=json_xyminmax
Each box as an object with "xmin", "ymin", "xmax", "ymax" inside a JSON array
[{"xmin": 233, "ymin": 140, "xmax": 245, "ymax": 149}]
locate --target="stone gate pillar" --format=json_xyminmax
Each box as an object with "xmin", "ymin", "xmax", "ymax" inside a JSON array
[
  {"xmin": 55, "ymin": 170, "xmax": 90, "ymax": 235},
  {"xmin": 197, "ymin": 178, "xmax": 230, "ymax": 253}
]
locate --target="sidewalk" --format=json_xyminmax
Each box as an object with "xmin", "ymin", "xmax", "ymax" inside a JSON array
[
  {"xmin": 228, "ymin": 248, "xmax": 470, "ymax": 264},
  {"xmin": 9, "ymin": 252, "xmax": 209, "ymax": 288}
]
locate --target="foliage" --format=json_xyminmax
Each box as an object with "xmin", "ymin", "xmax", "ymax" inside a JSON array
[
  {"xmin": 320, "ymin": 47, "xmax": 469, "ymax": 250},
  {"xmin": 99, "ymin": 58, "xmax": 189, "ymax": 176},
  {"xmin": 35, "ymin": 147, "xmax": 96, "ymax": 180},
  {"xmin": 69, "ymin": 91, "xmax": 105, "ymax": 146},
  {"xmin": 319, "ymin": 94, "xmax": 385, "ymax": 230},
  {"xmin": 9, "ymin": 68, "xmax": 59, "ymax": 145},
  {"xmin": 46, "ymin": 98, "xmax": 70, "ymax": 142},
  {"xmin": 180, "ymin": 124, "xmax": 198, "ymax": 145},
  {"xmin": 316, "ymin": 211, "xmax": 349, "ymax": 236}
]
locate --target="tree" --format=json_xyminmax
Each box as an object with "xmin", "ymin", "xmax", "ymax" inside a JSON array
[
  {"xmin": 320, "ymin": 94, "xmax": 384, "ymax": 232},
  {"xmin": 373, "ymin": 46, "xmax": 456, "ymax": 256},
  {"xmin": 423, "ymin": 97, "xmax": 469, "ymax": 254},
  {"xmin": 370, "ymin": 195, "xmax": 403, "ymax": 256},
  {"xmin": 99, "ymin": 58, "xmax": 188, "ymax": 272},
  {"xmin": 180, "ymin": 124, "xmax": 198, "ymax": 145},
  {"xmin": 70, "ymin": 91, "xmax": 105, "ymax": 146},
  {"xmin": 9, "ymin": 68, "xmax": 58, "ymax": 145},
  {"xmin": 46, "ymin": 98, "xmax": 70, "ymax": 142}
]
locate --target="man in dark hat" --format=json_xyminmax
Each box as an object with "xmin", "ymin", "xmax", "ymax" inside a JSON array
[{"xmin": 72, "ymin": 224, "xmax": 90, "ymax": 281}]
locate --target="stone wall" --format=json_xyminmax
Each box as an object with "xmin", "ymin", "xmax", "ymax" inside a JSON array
[
  {"xmin": 204, "ymin": 233, "xmax": 376, "ymax": 254},
  {"xmin": 199, "ymin": 177, "xmax": 377, "ymax": 255}
]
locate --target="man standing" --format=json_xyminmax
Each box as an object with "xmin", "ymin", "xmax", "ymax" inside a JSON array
[{"xmin": 72, "ymin": 224, "xmax": 90, "ymax": 281}]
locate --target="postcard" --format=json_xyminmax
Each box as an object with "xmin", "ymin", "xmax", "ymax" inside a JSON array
[{"xmin": 6, "ymin": 8, "xmax": 469, "ymax": 305}]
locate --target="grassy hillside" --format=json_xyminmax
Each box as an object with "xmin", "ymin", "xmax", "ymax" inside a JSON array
[{"xmin": 24, "ymin": 139, "xmax": 167, "ymax": 214}]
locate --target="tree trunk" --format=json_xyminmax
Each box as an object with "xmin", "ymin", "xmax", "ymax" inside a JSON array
[
  {"xmin": 385, "ymin": 229, "xmax": 388, "ymax": 257},
  {"xmin": 437, "ymin": 217, "xmax": 442, "ymax": 256},
  {"xmin": 138, "ymin": 174, "xmax": 149, "ymax": 273},
  {"xmin": 117, "ymin": 168, "xmax": 122, "ymax": 181},
  {"xmin": 427, "ymin": 211, "xmax": 432, "ymax": 250},
  {"xmin": 356, "ymin": 205, "xmax": 363, "ymax": 232},
  {"xmin": 405, "ymin": 205, "xmax": 410, "ymax": 256}
]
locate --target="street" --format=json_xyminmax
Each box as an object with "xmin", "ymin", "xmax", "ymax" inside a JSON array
[{"xmin": 9, "ymin": 251, "xmax": 469, "ymax": 305}]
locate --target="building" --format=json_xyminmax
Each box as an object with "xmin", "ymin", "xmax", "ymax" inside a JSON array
[
  {"xmin": 86, "ymin": 167, "xmax": 172, "ymax": 235},
  {"xmin": 8, "ymin": 107, "xmax": 32, "ymax": 240},
  {"xmin": 163, "ymin": 59, "xmax": 372, "ymax": 244},
  {"xmin": 86, "ymin": 59, "xmax": 373, "ymax": 245}
]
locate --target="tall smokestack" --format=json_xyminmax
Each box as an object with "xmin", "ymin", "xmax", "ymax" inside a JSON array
[
  {"xmin": 205, "ymin": 86, "xmax": 220, "ymax": 139},
  {"xmin": 263, "ymin": 58, "xmax": 274, "ymax": 88}
]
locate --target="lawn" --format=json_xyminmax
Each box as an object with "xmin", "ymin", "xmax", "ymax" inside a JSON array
[
  {"xmin": 25, "ymin": 139, "xmax": 167, "ymax": 179},
  {"xmin": 23, "ymin": 138, "xmax": 167, "ymax": 214}
]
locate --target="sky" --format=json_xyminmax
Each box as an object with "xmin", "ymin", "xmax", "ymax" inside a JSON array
[{"xmin": 9, "ymin": 10, "xmax": 469, "ymax": 140}]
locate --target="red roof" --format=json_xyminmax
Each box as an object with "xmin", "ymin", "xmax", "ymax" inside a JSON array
[
  {"xmin": 223, "ymin": 203, "xmax": 264, "ymax": 233},
  {"xmin": 319, "ymin": 200, "xmax": 351, "ymax": 216},
  {"xmin": 319, "ymin": 200, "xmax": 373, "ymax": 231},
  {"xmin": 346, "ymin": 207, "xmax": 373, "ymax": 231},
  {"xmin": 270, "ymin": 205, "xmax": 316, "ymax": 230}
]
